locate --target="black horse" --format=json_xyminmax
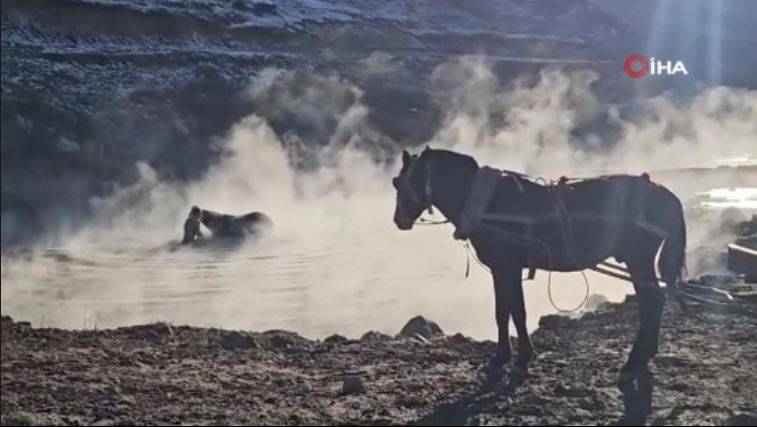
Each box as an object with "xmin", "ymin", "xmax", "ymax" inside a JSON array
[
  {"xmin": 183, "ymin": 206, "xmax": 273, "ymax": 244},
  {"xmin": 392, "ymin": 147, "xmax": 687, "ymax": 384}
]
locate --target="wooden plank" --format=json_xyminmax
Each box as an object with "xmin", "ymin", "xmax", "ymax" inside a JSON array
[
  {"xmin": 589, "ymin": 265, "xmax": 633, "ymax": 283},
  {"xmin": 728, "ymin": 243, "xmax": 757, "ymax": 282},
  {"xmin": 599, "ymin": 261, "xmax": 629, "ymax": 273},
  {"xmin": 728, "ymin": 243, "xmax": 757, "ymax": 257},
  {"xmin": 679, "ymin": 282, "xmax": 734, "ymax": 301}
]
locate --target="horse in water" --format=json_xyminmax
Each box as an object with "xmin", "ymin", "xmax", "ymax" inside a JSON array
[
  {"xmin": 182, "ymin": 206, "xmax": 273, "ymax": 244},
  {"xmin": 392, "ymin": 147, "xmax": 687, "ymax": 385}
]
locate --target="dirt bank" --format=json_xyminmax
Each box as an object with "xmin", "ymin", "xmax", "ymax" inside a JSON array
[{"xmin": 1, "ymin": 296, "xmax": 755, "ymax": 425}]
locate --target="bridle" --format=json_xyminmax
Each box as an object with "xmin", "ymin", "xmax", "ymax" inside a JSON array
[{"xmin": 395, "ymin": 156, "xmax": 435, "ymax": 222}]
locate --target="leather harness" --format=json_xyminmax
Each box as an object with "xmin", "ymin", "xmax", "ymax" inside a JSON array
[{"xmin": 450, "ymin": 166, "xmax": 668, "ymax": 279}]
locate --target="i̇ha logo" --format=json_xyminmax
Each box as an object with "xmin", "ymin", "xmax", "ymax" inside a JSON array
[{"xmin": 624, "ymin": 54, "xmax": 688, "ymax": 78}]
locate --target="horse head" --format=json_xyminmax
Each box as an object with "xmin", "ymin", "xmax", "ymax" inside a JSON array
[
  {"xmin": 393, "ymin": 147, "xmax": 480, "ymax": 231},
  {"xmin": 392, "ymin": 147, "xmax": 434, "ymax": 230},
  {"xmin": 198, "ymin": 208, "xmax": 223, "ymax": 233}
]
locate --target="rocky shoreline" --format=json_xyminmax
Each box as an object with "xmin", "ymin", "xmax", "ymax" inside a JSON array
[{"xmin": 2, "ymin": 296, "xmax": 756, "ymax": 426}]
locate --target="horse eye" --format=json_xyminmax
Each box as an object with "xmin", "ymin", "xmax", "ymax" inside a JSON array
[{"xmin": 392, "ymin": 177, "xmax": 400, "ymax": 190}]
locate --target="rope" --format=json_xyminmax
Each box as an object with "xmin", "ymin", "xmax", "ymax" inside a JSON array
[
  {"xmin": 418, "ymin": 207, "xmax": 591, "ymax": 314},
  {"xmin": 542, "ymin": 177, "xmax": 592, "ymax": 313},
  {"xmin": 462, "ymin": 240, "xmax": 490, "ymax": 276},
  {"xmin": 480, "ymin": 221, "xmax": 588, "ymax": 313},
  {"xmin": 546, "ymin": 270, "xmax": 591, "ymax": 313},
  {"xmin": 470, "ymin": 176, "xmax": 592, "ymax": 313}
]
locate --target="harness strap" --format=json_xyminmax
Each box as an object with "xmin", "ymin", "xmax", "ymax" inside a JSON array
[
  {"xmin": 399, "ymin": 157, "xmax": 436, "ymax": 218},
  {"xmin": 455, "ymin": 166, "xmax": 505, "ymax": 240},
  {"xmin": 477, "ymin": 211, "xmax": 667, "ymax": 237},
  {"xmin": 453, "ymin": 168, "xmax": 669, "ymax": 271}
]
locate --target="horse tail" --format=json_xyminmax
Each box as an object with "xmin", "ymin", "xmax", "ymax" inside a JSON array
[{"xmin": 657, "ymin": 189, "xmax": 688, "ymax": 310}]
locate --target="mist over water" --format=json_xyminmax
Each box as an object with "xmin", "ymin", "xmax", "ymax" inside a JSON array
[{"xmin": 2, "ymin": 60, "xmax": 756, "ymax": 339}]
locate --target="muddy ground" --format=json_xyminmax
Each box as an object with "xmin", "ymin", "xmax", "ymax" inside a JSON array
[{"xmin": 1, "ymin": 295, "xmax": 756, "ymax": 426}]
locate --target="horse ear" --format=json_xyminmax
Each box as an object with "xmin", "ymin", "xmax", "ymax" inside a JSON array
[
  {"xmin": 424, "ymin": 145, "xmax": 430, "ymax": 152},
  {"xmin": 402, "ymin": 150, "xmax": 411, "ymax": 165}
]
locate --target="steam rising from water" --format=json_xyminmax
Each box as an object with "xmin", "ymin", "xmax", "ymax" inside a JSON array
[
  {"xmin": 2, "ymin": 59, "xmax": 755, "ymax": 338},
  {"xmin": 431, "ymin": 58, "xmax": 756, "ymax": 175}
]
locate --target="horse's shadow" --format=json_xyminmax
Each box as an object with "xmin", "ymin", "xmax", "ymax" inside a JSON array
[
  {"xmin": 417, "ymin": 371, "xmax": 527, "ymax": 426},
  {"xmin": 418, "ymin": 371, "xmax": 654, "ymax": 426}
]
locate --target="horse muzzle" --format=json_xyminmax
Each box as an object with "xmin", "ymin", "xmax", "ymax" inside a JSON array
[{"xmin": 394, "ymin": 215, "xmax": 414, "ymax": 230}]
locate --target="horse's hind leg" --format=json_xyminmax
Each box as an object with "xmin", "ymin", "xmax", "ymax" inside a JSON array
[{"xmin": 622, "ymin": 251, "xmax": 665, "ymax": 383}]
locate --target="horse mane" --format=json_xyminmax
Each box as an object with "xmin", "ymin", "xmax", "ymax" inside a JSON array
[
  {"xmin": 200, "ymin": 209, "xmax": 227, "ymax": 221},
  {"xmin": 424, "ymin": 148, "xmax": 479, "ymax": 170},
  {"xmin": 422, "ymin": 148, "xmax": 629, "ymax": 191}
]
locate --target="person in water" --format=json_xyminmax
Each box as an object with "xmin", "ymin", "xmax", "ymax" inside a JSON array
[{"xmin": 182, "ymin": 205, "xmax": 204, "ymax": 244}]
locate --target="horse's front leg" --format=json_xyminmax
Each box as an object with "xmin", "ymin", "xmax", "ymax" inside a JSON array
[
  {"xmin": 488, "ymin": 271, "xmax": 512, "ymax": 375},
  {"xmin": 503, "ymin": 267, "xmax": 534, "ymax": 375}
]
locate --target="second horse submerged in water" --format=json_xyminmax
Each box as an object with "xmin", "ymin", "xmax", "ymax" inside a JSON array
[{"xmin": 182, "ymin": 205, "xmax": 273, "ymax": 245}]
